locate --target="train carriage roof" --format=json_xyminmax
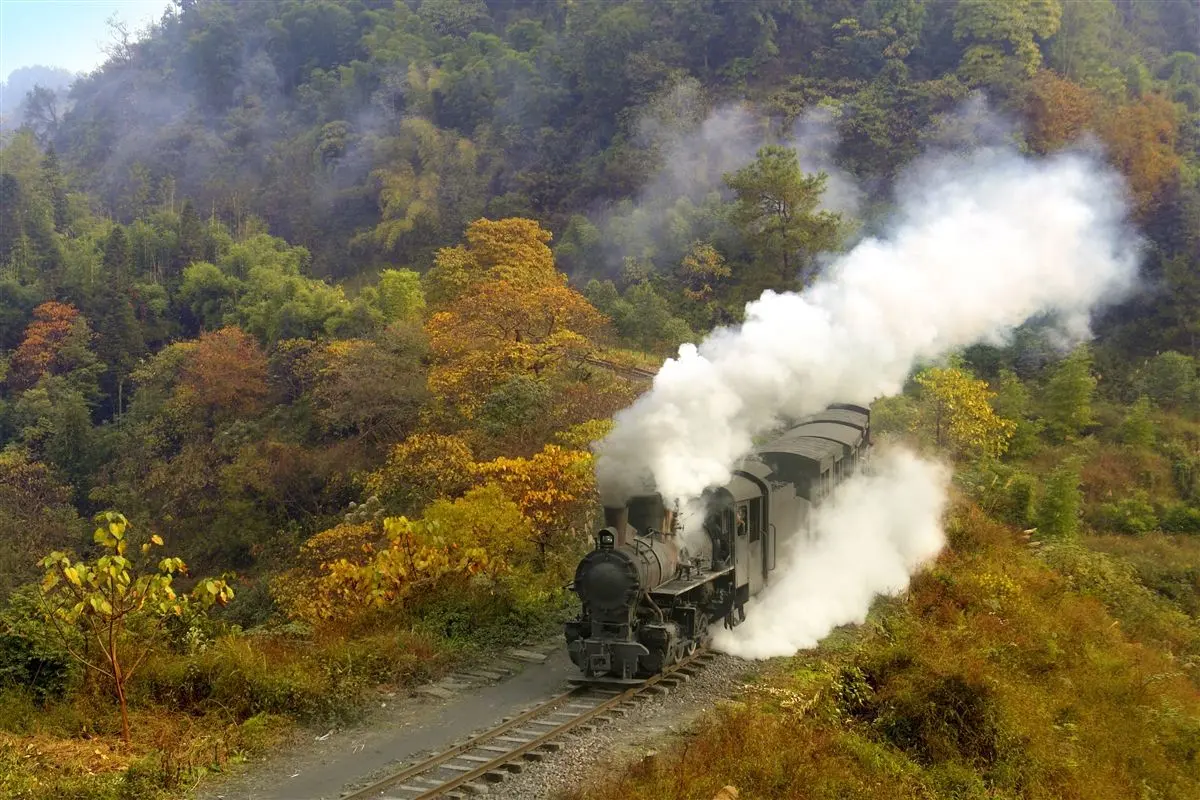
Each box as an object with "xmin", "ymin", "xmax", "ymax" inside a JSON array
[
  {"xmin": 803, "ymin": 408, "xmax": 870, "ymax": 430},
  {"xmin": 755, "ymin": 435, "xmax": 843, "ymax": 472},
  {"xmin": 705, "ymin": 473, "xmax": 764, "ymax": 505},
  {"xmin": 780, "ymin": 421, "xmax": 864, "ymax": 448}
]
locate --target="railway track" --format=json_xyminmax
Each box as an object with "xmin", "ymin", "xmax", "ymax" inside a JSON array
[{"xmin": 344, "ymin": 649, "xmax": 714, "ymax": 799}]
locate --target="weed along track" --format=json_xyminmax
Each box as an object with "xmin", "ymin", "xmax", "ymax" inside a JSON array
[{"xmin": 343, "ymin": 650, "xmax": 715, "ymax": 799}]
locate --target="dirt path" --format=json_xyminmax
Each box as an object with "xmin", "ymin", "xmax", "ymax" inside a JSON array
[{"xmin": 196, "ymin": 639, "xmax": 576, "ymax": 800}]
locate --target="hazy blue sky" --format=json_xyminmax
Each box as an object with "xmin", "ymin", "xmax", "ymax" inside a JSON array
[{"xmin": 1, "ymin": 0, "xmax": 171, "ymax": 79}]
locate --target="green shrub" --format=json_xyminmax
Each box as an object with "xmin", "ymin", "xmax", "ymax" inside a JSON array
[
  {"xmin": 1137, "ymin": 351, "xmax": 1198, "ymax": 411},
  {"xmin": 1095, "ymin": 490, "xmax": 1158, "ymax": 534},
  {"xmin": 955, "ymin": 462, "xmax": 1036, "ymax": 528},
  {"xmin": 1035, "ymin": 464, "xmax": 1082, "ymax": 540},
  {"xmin": 1163, "ymin": 442, "xmax": 1200, "ymax": 501},
  {"xmin": 1161, "ymin": 503, "xmax": 1200, "ymax": 533},
  {"xmin": 0, "ymin": 586, "xmax": 76, "ymax": 701},
  {"xmin": 0, "ymin": 686, "xmax": 36, "ymax": 733},
  {"xmin": 1118, "ymin": 395, "xmax": 1156, "ymax": 448}
]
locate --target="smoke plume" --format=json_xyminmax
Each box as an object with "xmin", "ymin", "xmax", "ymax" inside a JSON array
[
  {"xmin": 711, "ymin": 448, "xmax": 949, "ymax": 658},
  {"xmin": 594, "ymin": 145, "xmax": 1141, "ymax": 504}
]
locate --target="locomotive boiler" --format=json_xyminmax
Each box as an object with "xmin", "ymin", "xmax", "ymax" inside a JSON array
[{"xmin": 565, "ymin": 404, "xmax": 872, "ymax": 681}]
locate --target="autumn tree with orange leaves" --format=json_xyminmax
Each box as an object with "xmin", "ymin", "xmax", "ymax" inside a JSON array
[
  {"xmin": 178, "ymin": 327, "xmax": 270, "ymax": 423},
  {"xmin": 424, "ymin": 219, "xmax": 609, "ymax": 420},
  {"xmin": 474, "ymin": 444, "xmax": 598, "ymax": 563},
  {"xmin": 1023, "ymin": 71, "xmax": 1181, "ymax": 214},
  {"xmin": 7, "ymin": 302, "xmax": 92, "ymax": 389}
]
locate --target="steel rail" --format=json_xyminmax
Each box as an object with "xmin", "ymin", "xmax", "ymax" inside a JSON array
[{"xmin": 343, "ymin": 649, "xmax": 709, "ymax": 799}]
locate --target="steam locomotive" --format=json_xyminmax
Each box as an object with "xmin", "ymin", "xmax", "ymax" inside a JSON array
[{"xmin": 565, "ymin": 404, "xmax": 871, "ymax": 681}]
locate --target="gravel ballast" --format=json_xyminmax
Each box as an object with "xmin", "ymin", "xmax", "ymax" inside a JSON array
[{"xmin": 487, "ymin": 653, "xmax": 760, "ymax": 800}]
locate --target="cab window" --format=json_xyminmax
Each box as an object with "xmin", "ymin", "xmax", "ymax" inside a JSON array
[
  {"xmin": 748, "ymin": 497, "xmax": 762, "ymax": 542},
  {"xmin": 735, "ymin": 503, "xmax": 748, "ymax": 537}
]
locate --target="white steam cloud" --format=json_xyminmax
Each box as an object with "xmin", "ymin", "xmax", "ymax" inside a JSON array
[
  {"xmin": 595, "ymin": 145, "xmax": 1141, "ymax": 503},
  {"xmin": 712, "ymin": 448, "xmax": 949, "ymax": 658}
]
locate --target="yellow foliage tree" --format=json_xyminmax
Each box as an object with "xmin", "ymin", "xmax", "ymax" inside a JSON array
[
  {"xmin": 915, "ymin": 366, "xmax": 1016, "ymax": 460},
  {"xmin": 303, "ymin": 487, "xmax": 533, "ymax": 623},
  {"xmin": 423, "ymin": 218, "xmax": 563, "ymax": 309},
  {"xmin": 270, "ymin": 521, "xmax": 382, "ymax": 624},
  {"xmin": 365, "ymin": 432, "xmax": 476, "ymax": 513},
  {"xmin": 474, "ymin": 444, "xmax": 597, "ymax": 559},
  {"xmin": 426, "ymin": 279, "xmax": 607, "ymax": 418},
  {"xmin": 553, "ymin": 418, "xmax": 615, "ymax": 450},
  {"xmin": 464, "ymin": 217, "xmax": 559, "ymax": 289},
  {"xmin": 422, "ymin": 218, "xmax": 610, "ymax": 420}
]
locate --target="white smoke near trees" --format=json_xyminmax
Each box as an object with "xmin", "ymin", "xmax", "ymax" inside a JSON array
[
  {"xmin": 594, "ymin": 145, "xmax": 1141, "ymax": 505},
  {"xmin": 597, "ymin": 83, "xmax": 861, "ymax": 274},
  {"xmin": 711, "ymin": 448, "xmax": 950, "ymax": 658}
]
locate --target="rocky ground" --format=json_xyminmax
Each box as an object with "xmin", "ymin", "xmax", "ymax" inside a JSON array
[{"xmin": 488, "ymin": 653, "xmax": 760, "ymax": 800}]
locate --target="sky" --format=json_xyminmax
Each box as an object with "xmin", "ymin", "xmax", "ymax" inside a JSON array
[{"xmin": 0, "ymin": 0, "xmax": 171, "ymax": 80}]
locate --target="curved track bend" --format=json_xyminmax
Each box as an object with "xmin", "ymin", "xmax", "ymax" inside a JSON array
[{"xmin": 344, "ymin": 649, "xmax": 714, "ymax": 799}]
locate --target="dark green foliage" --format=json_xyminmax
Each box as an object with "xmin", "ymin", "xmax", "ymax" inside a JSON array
[
  {"xmin": 1119, "ymin": 395, "xmax": 1157, "ymax": 448},
  {"xmin": 1040, "ymin": 347, "xmax": 1097, "ymax": 442},
  {"xmin": 1161, "ymin": 503, "xmax": 1200, "ymax": 533},
  {"xmin": 478, "ymin": 375, "xmax": 552, "ymax": 441},
  {"xmin": 0, "ymin": 587, "xmax": 75, "ymax": 702},
  {"xmin": 1137, "ymin": 351, "xmax": 1198, "ymax": 411},
  {"xmin": 724, "ymin": 145, "xmax": 844, "ymax": 287},
  {"xmin": 1095, "ymin": 490, "xmax": 1158, "ymax": 534},
  {"xmin": 1036, "ymin": 463, "xmax": 1083, "ymax": 540}
]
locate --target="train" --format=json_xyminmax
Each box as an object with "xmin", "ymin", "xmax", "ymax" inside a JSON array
[{"xmin": 564, "ymin": 404, "xmax": 871, "ymax": 681}]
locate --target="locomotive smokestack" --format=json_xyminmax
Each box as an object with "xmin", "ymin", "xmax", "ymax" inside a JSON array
[{"xmin": 603, "ymin": 505, "xmax": 630, "ymax": 546}]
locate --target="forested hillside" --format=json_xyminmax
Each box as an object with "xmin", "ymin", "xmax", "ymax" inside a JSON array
[{"xmin": 1, "ymin": 1, "xmax": 1200, "ymax": 798}]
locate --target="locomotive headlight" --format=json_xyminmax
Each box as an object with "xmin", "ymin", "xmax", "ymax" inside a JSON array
[{"xmin": 598, "ymin": 530, "xmax": 615, "ymax": 549}]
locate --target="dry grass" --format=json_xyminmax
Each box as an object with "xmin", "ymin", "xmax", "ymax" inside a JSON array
[{"xmin": 565, "ymin": 500, "xmax": 1200, "ymax": 800}]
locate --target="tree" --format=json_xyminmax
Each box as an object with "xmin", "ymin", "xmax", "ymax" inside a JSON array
[
  {"xmin": 914, "ymin": 366, "xmax": 1016, "ymax": 460},
  {"xmin": 375, "ymin": 268, "xmax": 426, "ymax": 322},
  {"xmin": 313, "ymin": 489, "xmax": 527, "ymax": 624},
  {"xmin": 1133, "ymin": 351, "xmax": 1197, "ymax": 412},
  {"xmin": 102, "ymin": 226, "xmax": 133, "ymax": 283},
  {"xmin": 1035, "ymin": 463, "xmax": 1082, "ymax": 540},
  {"xmin": 1095, "ymin": 93, "xmax": 1181, "ymax": 214},
  {"xmin": 474, "ymin": 443, "xmax": 597, "ymax": 561},
  {"xmin": 724, "ymin": 145, "xmax": 843, "ymax": 286},
  {"xmin": 178, "ymin": 261, "xmax": 243, "ymax": 333},
  {"xmin": 0, "ymin": 173, "xmax": 20, "ymax": 267},
  {"xmin": 1041, "ymin": 347, "xmax": 1097, "ymax": 441},
  {"xmin": 954, "ymin": 0, "xmax": 1062, "ymax": 90},
  {"xmin": 426, "ymin": 279, "xmax": 607, "ymax": 416},
  {"xmin": 1025, "ymin": 71, "xmax": 1097, "ymax": 153},
  {"xmin": 303, "ymin": 325, "xmax": 429, "ymax": 446},
  {"xmin": 422, "ymin": 219, "xmax": 608, "ymax": 417},
  {"xmin": 0, "ymin": 450, "xmax": 83, "ymax": 601},
  {"xmin": 21, "ymin": 84, "xmax": 61, "ymax": 145},
  {"xmin": 7, "ymin": 302, "xmax": 90, "ymax": 390},
  {"xmin": 179, "ymin": 327, "xmax": 270, "ymax": 424},
  {"xmin": 1119, "ymin": 395, "xmax": 1156, "ymax": 448},
  {"xmin": 39, "ymin": 511, "xmax": 233, "ymax": 742},
  {"xmin": 679, "ymin": 241, "xmax": 732, "ymax": 303},
  {"xmin": 43, "ymin": 145, "xmax": 69, "ymax": 234},
  {"xmin": 366, "ymin": 432, "xmax": 477, "ymax": 515}
]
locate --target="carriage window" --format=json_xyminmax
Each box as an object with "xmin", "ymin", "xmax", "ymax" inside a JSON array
[
  {"xmin": 748, "ymin": 497, "xmax": 762, "ymax": 542},
  {"xmin": 735, "ymin": 503, "xmax": 748, "ymax": 537}
]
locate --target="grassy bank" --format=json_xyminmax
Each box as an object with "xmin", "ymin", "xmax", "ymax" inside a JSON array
[{"xmin": 567, "ymin": 500, "xmax": 1200, "ymax": 800}]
